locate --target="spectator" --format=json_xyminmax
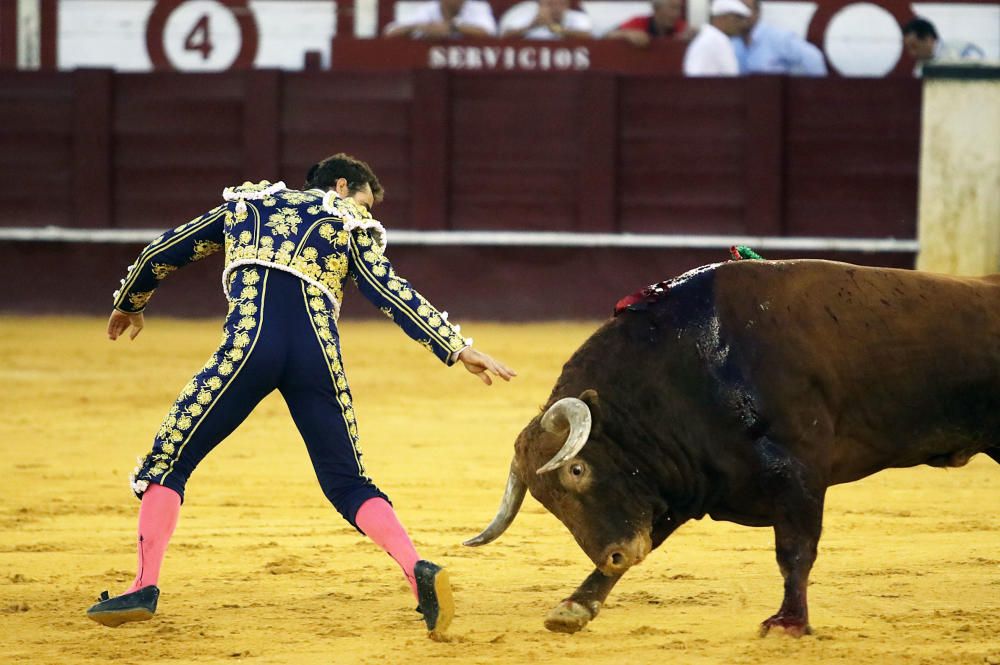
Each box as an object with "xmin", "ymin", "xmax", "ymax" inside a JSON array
[
  {"xmin": 606, "ymin": 0, "xmax": 693, "ymax": 48},
  {"xmin": 902, "ymin": 17, "xmax": 985, "ymax": 76},
  {"xmin": 501, "ymin": 0, "xmax": 593, "ymax": 40},
  {"xmin": 384, "ymin": 0, "xmax": 497, "ymax": 38},
  {"xmin": 732, "ymin": 0, "xmax": 827, "ymax": 76},
  {"xmin": 683, "ymin": 0, "xmax": 750, "ymax": 77}
]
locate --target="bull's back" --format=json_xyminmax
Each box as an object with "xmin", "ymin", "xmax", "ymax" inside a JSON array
[{"xmin": 712, "ymin": 260, "xmax": 1000, "ymax": 480}]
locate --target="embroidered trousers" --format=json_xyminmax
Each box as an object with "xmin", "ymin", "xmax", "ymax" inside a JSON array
[{"xmin": 130, "ymin": 266, "xmax": 388, "ymax": 528}]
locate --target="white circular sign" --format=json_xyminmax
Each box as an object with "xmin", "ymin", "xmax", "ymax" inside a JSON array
[
  {"xmin": 162, "ymin": 0, "xmax": 243, "ymax": 71},
  {"xmin": 824, "ymin": 3, "xmax": 903, "ymax": 77}
]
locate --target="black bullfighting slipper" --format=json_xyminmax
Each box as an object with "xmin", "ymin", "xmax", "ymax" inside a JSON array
[
  {"xmin": 86, "ymin": 585, "xmax": 159, "ymax": 627},
  {"xmin": 414, "ymin": 560, "xmax": 453, "ymax": 639}
]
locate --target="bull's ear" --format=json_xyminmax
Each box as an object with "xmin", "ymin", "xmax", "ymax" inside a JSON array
[{"xmin": 578, "ymin": 389, "xmax": 602, "ymax": 436}]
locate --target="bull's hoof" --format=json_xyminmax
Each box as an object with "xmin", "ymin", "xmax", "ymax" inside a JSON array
[
  {"xmin": 758, "ymin": 614, "xmax": 812, "ymax": 638},
  {"xmin": 544, "ymin": 600, "xmax": 598, "ymax": 634}
]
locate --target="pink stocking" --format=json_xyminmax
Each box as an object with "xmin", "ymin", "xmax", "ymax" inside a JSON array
[
  {"xmin": 354, "ymin": 498, "xmax": 420, "ymax": 599},
  {"xmin": 125, "ymin": 483, "xmax": 181, "ymax": 594}
]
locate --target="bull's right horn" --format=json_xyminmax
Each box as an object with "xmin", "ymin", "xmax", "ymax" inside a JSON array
[
  {"xmin": 463, "ymin": 462, "xmax": 527, "ymax": 547},
  {"xmin": 536, "ymin": 397, "xmax": 592, "ymax": 474}
]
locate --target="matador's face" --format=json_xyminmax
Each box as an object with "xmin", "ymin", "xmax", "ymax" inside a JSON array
[
  {"xmin": 350, "ymin": 183, "xmax": 376, "ymax": 212},
  {"xmin": 334, "ymin": 179, "xmax": 376, "ymax": 212}
]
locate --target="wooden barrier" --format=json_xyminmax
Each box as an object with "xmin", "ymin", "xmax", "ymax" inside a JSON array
[
  {"xmin": 0, "ymin": 69, "xmax": 923, "ymax": 317},
  {"xmin": 0, "ymin": 69, "xmax": 920, "ymax": 237}
]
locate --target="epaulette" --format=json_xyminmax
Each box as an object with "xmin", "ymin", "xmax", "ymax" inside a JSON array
[
  {"xmin": 222, "ymin": 180, "xmax": 287, "ymax": 214},
  {"xmin": 321, "ymin": 192, "xmax": 388, "ymax": 252}
]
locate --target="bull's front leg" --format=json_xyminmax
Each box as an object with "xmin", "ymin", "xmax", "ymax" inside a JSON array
[
  {"xmin": 759, "ymin": 518, "xmax": 821, "ymax": 637},
  {"xmin": 544, "ymin": 568, "xmax": 623, "ymax": 633},
  {"xmin": 753, "ymin": 437, "xmax": 826, "ymax": 637},
  {"xmin": 759, "ymin": 469, "xmax": 826, "ymax": 638}
]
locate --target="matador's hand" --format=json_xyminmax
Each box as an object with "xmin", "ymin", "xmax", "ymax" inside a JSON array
[
  {"xmin": 458, "ymin": 347, "xmax": 516, "ymax": 386},
  {"xmin": 107, "ymin": 310, "xmax": 145, "ymax": 341}
]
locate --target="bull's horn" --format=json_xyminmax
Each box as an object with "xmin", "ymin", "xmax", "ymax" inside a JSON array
[
  {"xmin": 463, "ymin": 462, "xmax": 527, "ymax": 547},
  {"xmin": 536, "ymin": 397, "xmax": 592, "ymax": 474}
]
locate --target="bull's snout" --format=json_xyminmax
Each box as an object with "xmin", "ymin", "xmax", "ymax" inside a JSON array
[{"xmin": 597, "ymin": 532, "xmax": 652, "ymax": 575}]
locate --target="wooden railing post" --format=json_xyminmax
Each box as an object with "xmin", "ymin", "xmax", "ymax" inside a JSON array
[
  {"xmin": 743, "ymin": 76, "xmax": 785, "ymax": 236},
  {"xmin": 73, "ymin": 69, "xmax": 113, "ymax": 227},
  {"xmin": 410, "ymin": 69, "xmax": 449, "ymax": 230},
  {"xmin": 578, "ymin": 73, "xmax": 618, "ymax": 233},
  {"xmin": 243, "ymin": 69, "xmax": 281, "ymax": 181}
]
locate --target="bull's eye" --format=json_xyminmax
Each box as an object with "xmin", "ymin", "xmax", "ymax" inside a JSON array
[{"xmin": 570, "ymin": 464, "xmax": 584, "ymax": 477}]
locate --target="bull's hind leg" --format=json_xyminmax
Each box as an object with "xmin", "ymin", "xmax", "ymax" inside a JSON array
[{"xmin": 544, "ymin": 568, "xmax": 623, "ymax": 633}]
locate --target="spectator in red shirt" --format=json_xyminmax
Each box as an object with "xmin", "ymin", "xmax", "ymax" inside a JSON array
[{"xmin": 606, "ymin": 0, "xmax": 692, "ymax": 47}]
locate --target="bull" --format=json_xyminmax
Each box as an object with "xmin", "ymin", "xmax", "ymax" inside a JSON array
[{"xmin": 465, "ymin": 259, "xmax": 999, "ymax": 636}]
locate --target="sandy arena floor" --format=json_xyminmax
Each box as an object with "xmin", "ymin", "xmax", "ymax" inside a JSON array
[{"xmin": 0, "ymin": 315, "xmax": 997, "ymax": 665}]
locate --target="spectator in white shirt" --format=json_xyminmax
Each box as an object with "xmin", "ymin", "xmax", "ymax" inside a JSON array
[
  {"xmin": 384, "ymin": 0, "xmax": 497, "ymax": 38},
  {"xmin": 501, "ymin": 0, "xmax": 594, "ymax": 40},
  {"xmin": 683, "ymin": 0, "xmax": 751, "ymax": 77}
]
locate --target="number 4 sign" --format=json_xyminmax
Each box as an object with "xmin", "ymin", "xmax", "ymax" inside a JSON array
[
  {"xmin": 146, "ymin": 0, "xmax": 258, "ymax": 71},
  {"xmin": 185, "ymin": 14, "xmax": 213, "ymax": 60}
]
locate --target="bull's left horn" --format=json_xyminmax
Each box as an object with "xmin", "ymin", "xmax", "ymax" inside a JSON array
[
  {"xmin": 536, "ymin": 397, "xmax": 592, "ymax": 474},
  {"xmin": 463, "ymin": 462, "xmax": 527, "ymax": 547}
]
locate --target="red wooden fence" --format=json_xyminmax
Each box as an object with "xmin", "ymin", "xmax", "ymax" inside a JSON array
[
  {"xmin": 0, "ymin": 69, "xmax": 921, "ymax": 317},
  {"xmin": 0, "ymin": 69, "xmax": 921, "ymax": 236}
]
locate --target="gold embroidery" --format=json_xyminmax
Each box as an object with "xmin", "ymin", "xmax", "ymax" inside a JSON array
[
  {"xmin": 274, "ymin": 240, "xmax": 295, "ymax": 266},
  {"xmin": 266, "ymin": 207, "xmax": 303, "ymax": 237},
  {"xmin": 347, "ymin": 230, "xmax": 467, "ymax": 357},
  {"xmin": 282, "ymin": 191, "xmax": 317, "ymax": 205},
  {"xmin": 256, "ymin": 237, "xmax": 275, "ymax": 262},
  {"xmin": 131, "ymin": 267, "xmax": 266, "ymax": 497},
  {"xmin": 303, "ymin": 284, "xmax": 368, "ymax": 477},
  {"xmin": 128, "ymin": 291, "xmax": 154, "ymax": 310},
  {"xmin": 192, "ymin": 240, "xmax": 223, "ymax": 262},
  {"xmin": 151, "ymin": 263, "xmax": 177, "ymax": 280},
  {"xmin": 229, "ymin": 180, "xmax": 277, "ymax": 195}
]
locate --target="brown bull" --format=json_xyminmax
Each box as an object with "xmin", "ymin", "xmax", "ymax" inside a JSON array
[{"xmin": 466, "ymin": 259, "xmax": 1000, "ymax": 636}]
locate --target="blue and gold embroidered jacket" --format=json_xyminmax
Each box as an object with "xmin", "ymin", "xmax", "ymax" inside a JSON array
[{"xmin": 112, "ymin": 180, "xmax": 470, "ymax": 364}]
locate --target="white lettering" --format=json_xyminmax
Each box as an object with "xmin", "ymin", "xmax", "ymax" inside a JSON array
[
  {"xmin": 465, "ymin": 46, "xmax": 483, "ymax": 69},
  {"xmin": 539, "ymin": 47, "xmax": 551, "ymax": 70},
  {"xmin": 517, "ymin": 47, "xmax": 536, "ymax": 69},
  {"xmin": 482, "ymin": 46, "xmax": 501, "ymax": 69},
  {"xmin": 504, "ymin": 47, "xmax": 516, "ymax": 70},
  {"xmin": 428, "ymin": 46, "xmax": 447, "ymax": 69},
  {"xmin": 447, "ymin": 46, "xmax": 464, "ymax": 69},
  {"xmin": 553, "ymin": 48, "xmax": 572, "ymax": 70},
  {"xmin": 574, "ymin": 46, "xmax": 590, "ymax": 70}
]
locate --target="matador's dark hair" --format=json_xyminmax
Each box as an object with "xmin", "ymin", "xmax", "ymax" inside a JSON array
[{"xmin": 303, "ymin": 153, "xmax": 385, "ymax": 203}]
